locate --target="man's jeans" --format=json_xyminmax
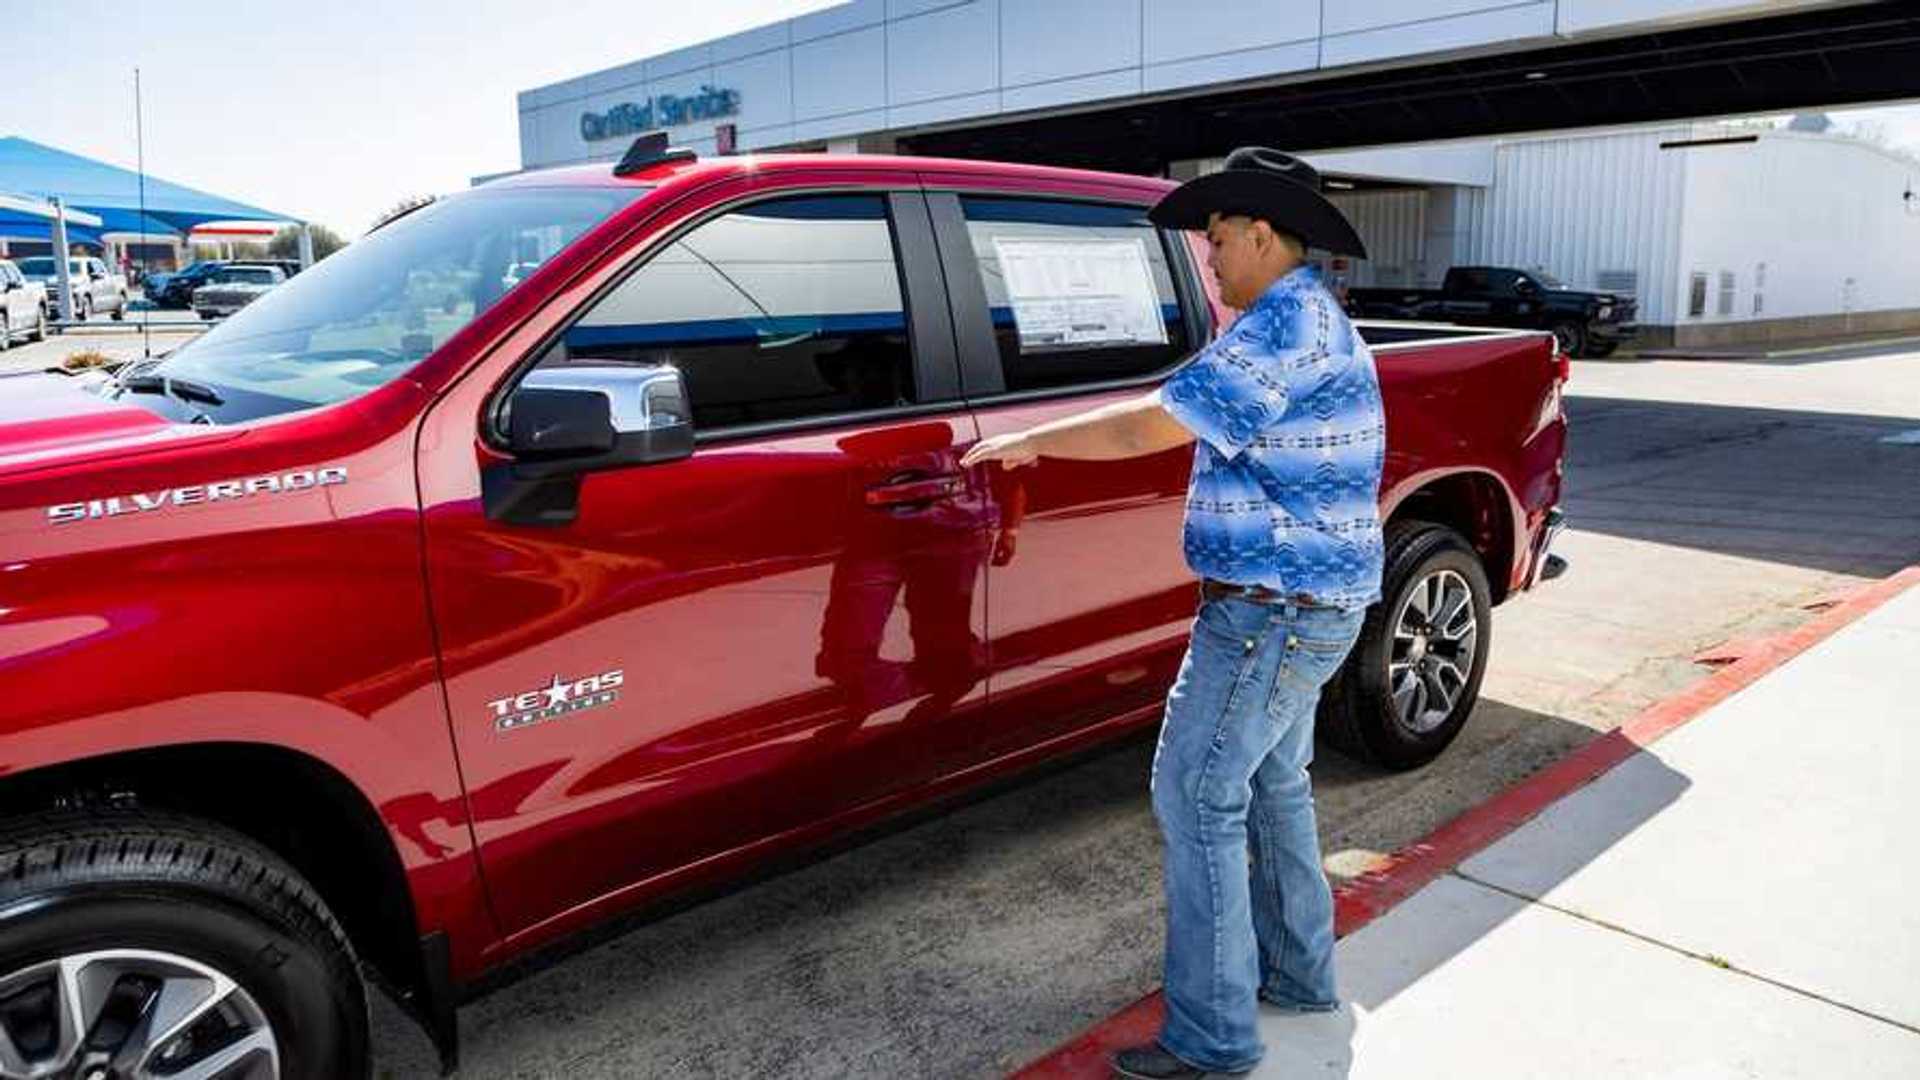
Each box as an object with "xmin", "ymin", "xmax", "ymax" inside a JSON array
[{"xmin": 1150, "ymin": 594, "xmax": 1364, "ymax": 1072}]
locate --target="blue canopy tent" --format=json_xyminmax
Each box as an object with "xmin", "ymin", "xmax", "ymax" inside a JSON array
[{"xmin": 0, "ymin": 137, "xmax": 295, "ymax": 241}]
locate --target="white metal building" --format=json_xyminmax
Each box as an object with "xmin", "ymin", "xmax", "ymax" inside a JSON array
[
  {"xmin": 1286, "ymin": 121, "xmax": 1920, "ymax": 347},
  {"xmin": 511, "ymin": 0, "xmax": 1920, "ymax": 348}
]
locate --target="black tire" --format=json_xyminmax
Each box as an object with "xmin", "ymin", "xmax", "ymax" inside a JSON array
[
  {"xmin": 1549, "ymin": 320, "xmax": 1587, "ymax": 358},
  {"xmin": 0, "ymin": 313, "xmax": 9, "ymax": 352},
  {"xmin": 1584, "ymin": 340, "xmax": 1618, "ymax": 358},
  {"xmin": 110, "ymin": 302, "xmax": 125, "ymax": 321},
  {"xmin": 30, "ymin": 306, "xmax": 46, "ymax": 342},
  {"xmin": 77, "ymin": 294, "xmax": 92, "ymax": 322},
  {"xmin": 1318, "ymin": 521, "xmax": 1493, "ymax": 770},
  {"xmin": 0, "ymin": 809, "xmax": 370, "ymax": 1078}
]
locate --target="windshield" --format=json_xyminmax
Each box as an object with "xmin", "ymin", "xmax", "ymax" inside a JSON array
[
  {"xmin": 122, "ymin": 186, "xmax": 640, "ymax": 423},
  {"xmin": 1533, "ymin": 270, "xmax": 1567, "ymax": 289},
  {"xmin": 16, "ymin": 258, "xmax": 54, "ymax": 277}
]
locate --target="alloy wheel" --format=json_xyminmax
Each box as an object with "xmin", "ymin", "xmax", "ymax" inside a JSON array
[
  {"xmin": 0, "ymin": 949, "xmax": 279, "ymax": 1079},
  {"xmin": 1387, "ymin": 568, "xmax": 1479, "ymax": 734}
]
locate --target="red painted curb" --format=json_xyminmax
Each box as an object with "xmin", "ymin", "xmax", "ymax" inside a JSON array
[{"xmin": 1012, "ymin": 566, "xmax": 1920, "ymax": 1079}]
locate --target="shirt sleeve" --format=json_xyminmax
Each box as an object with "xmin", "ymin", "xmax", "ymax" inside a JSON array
[
  {"xmin": 1160, "ymin": 291, "xmax": 1351, "ymax": 459},
  {"xmin": 1157, "ymin": 309, "xmax": 1291, "ymax": 460}
]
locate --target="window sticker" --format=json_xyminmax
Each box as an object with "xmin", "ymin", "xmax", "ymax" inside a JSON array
[{"xmin": 990, "ymin": 237, "xmax": 1169, "ymax": 352}]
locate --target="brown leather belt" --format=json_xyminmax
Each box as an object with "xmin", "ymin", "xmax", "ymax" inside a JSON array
[{"xmin": 1199, "ymin": 578, "xmax": 1328, "ymax": 607}]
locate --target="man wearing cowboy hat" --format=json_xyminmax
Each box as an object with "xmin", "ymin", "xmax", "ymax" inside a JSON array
[{"xmin": 961, "ymin": 148, "xmax": 1384, "ymax": 1078}]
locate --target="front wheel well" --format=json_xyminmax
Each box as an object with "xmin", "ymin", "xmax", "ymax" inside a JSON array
[
  {"xmin": 0, "ymin": 743, "xmax": 437, "ymax": 1044},
  {"xmin": 1386, "ymin": 473, "xmax": 1515, "ymax": 604}
]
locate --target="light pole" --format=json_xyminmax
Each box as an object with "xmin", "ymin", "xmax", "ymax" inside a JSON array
[{"xmin": 49, "ymin": 197, "xmax": 75, "ymax": 325}]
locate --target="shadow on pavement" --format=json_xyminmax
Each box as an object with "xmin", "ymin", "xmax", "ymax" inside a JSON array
[
  {"xmin": 1565, "ymin": 396, "xmax": 1920, "ymax": 577},
  {"xmin": 373, "ymin": 695, "xmax": 1625, "ymax": 1078},
  {"xmin": 1259, "ymin": 730, "xmax": 1693, "ymax": 1077}
]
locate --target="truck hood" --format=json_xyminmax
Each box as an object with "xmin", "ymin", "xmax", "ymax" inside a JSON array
[
  {"xmin": 1546, "ymin": 289, "xmax": 1619, "ymax": 305},
  {"xmin": 0, "ymin": 373, "xmax": 223, "ymax": 475}
]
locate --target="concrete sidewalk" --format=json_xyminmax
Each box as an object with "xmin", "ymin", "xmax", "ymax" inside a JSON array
[{"xmin": 1021, "ymin": 570, "xmax": 1920, "ymax": 1079}]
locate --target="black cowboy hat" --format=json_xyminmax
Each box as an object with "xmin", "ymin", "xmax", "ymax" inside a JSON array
[{"xmin": 1149, "ymin": 147, "xmax": 1368, "ymax": 258}]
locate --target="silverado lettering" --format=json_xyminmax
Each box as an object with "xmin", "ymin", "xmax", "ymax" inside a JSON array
[{"xmin": 45, "ymin": 465, "xmax": 348, "ymax": 524}]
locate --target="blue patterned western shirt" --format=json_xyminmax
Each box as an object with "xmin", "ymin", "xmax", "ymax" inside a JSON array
[{"xmin": 1158, "ymin": 266, "xmax": 1386, "ymax": 611}]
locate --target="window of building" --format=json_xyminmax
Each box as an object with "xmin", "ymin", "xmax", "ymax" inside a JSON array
[
  {"xmin": 1717, "ymin": 271, "xmax": 1736, "ymax": 316},
  {"xmin": 1688, "ymin": 272, "xmax": 1708, "ymax": 318},
  {"xmin": 544, "ymin": 194, "xmax": 923, "ymax": 431},
  {"xmin": 957, "ymin": 197, "xmax": 1191, "ymax": 393}
]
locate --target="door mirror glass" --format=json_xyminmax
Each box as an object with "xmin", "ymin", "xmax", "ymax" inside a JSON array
[
  {"xmin": 505, "ymin": 386, "xmax": 616, "ymax": 458},
  {"xmin": 1514, "ymin": 277, "xmax": 1539, "ymax": 296}
]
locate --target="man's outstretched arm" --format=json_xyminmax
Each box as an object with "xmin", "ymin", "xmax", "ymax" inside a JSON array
[{"xmin": 959, "ymin": 390, "xmax": 1196, "ymax": 470}]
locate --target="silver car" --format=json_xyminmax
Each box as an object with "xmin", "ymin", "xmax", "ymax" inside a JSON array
[{"xmin": 191, "ymin": 264, "xmax": 287, "ymax": 320}]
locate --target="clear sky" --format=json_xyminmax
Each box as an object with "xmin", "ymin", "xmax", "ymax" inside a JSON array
[
  {"xmin": 6, "ymin": 1, "xmax": 836, "ymax": 237},
  {"xmin": 7, "ymin": 2, "xmax": 1919, "ymax": 239}
]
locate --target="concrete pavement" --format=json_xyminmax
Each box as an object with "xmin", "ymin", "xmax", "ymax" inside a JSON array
[
  {"xmin": 0, "ymin": 311, "xmax": 204, "ymax": 378},
  {"xmin": 352, "ymin": 340, "xmax": 1920, "ymax": 1078},
  {"xmin": 1023, "ymin": 570, "xmax": 1920, "ymax": 1079}
]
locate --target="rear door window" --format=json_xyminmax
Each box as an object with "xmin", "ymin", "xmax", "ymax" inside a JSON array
[{"xmin": 954, "ymin": 197, "xmax": 1192, "ymax": 394}]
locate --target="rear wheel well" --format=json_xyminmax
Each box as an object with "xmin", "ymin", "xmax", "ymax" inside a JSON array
[
  {"xmin": 1387, "ymin": 472, "xmax": 1515, "ymax": 604},
  {"xmin": 0, "ymin": 743, "xmax": 431, "ymax": 1027}
]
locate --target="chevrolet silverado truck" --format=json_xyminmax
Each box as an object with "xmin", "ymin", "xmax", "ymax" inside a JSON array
[
  {"xmin": 0, "ymin": 139, "xmax": 1566, "ymax": 1077},
  {"xmin": 1347, "ymin": 265, "xmax": 1636, "ymax": 357}
]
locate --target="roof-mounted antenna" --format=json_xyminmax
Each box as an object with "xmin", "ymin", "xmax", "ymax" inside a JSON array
[{"xmin": 614, "ymin": 131, "xmax": 697, "ymax": 177}]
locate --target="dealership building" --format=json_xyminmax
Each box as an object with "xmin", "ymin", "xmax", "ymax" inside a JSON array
[{"xmin": 512, "ymin": 1, "xmax": 1920, "ymax": 347}]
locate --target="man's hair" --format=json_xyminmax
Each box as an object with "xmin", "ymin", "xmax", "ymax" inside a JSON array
[
  {"xmin": 1262, "ymin": 221, "xmax": 1309, "ymax": 258},
  {"xmin": 1218, "ymin": 211, "xmax": 1308, "ymax": 257}
]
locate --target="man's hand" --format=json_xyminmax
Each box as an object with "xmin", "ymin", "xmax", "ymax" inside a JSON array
[{"xmin": 960, "ymin": 432, "xmax": 1039, "ymax": 470}]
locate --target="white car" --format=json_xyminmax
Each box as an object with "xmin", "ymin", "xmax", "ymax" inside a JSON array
[
  {"xmin": 191, "ymin": 264, "xmax": 286, "ymax": 319},
  {"xmin": 14, "ymin": 256, "xmax": 129, "ymax": 321},
  {"xmin": 0, "ymin": 259, "xmax": 50, "ymax": 350}
]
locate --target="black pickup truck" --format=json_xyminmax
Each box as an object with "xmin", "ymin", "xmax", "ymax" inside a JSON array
[{"xmin": 1347, "ymin": 266, "xmax": 1637, "ymax": 357}]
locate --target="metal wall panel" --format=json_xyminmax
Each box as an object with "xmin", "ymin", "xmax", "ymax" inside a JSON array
[
  {"xmin": 1678, "ymin": 129, "xmax": 1920, "ymax": 325},
  {"xmin": 1328, "ymin": 190, "xmax": 1427, "ymax": 287},
  {"xmin": 1464, "ymin": 128, "xmax": 1689, "ymax": 325}
]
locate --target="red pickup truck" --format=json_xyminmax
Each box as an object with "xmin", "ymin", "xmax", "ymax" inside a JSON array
[{"xmin": 0, "ymin": 145, "xmax": 1564, "ymax": 1076}]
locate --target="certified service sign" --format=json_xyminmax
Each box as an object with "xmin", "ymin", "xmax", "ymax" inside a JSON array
[{"xmin": 581, "ymin": 86, "xmax": 741, "ymax": 142}]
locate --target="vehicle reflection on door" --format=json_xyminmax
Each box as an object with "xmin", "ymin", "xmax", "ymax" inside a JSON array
[
  {"xmin": 809, "ymin": 426, "xmax": 1008, "ymax": 733},
  {"xmin": 424, "ymin": 414, "xmax": 1013, "ymax": 935}
]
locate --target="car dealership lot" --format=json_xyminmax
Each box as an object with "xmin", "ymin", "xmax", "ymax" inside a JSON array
[{"xmin": 333, "ymin": 345, "xmax": 1920, "ymax": 1075}]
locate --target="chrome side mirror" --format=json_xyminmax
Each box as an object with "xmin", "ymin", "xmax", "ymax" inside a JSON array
[
  {"xmin": 519, "ymin": 363, "xmax": 691, "ymax": 442},
  {"xmin": 484, "ymin": 362, "xmax": 695, "ymax": 526}
]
